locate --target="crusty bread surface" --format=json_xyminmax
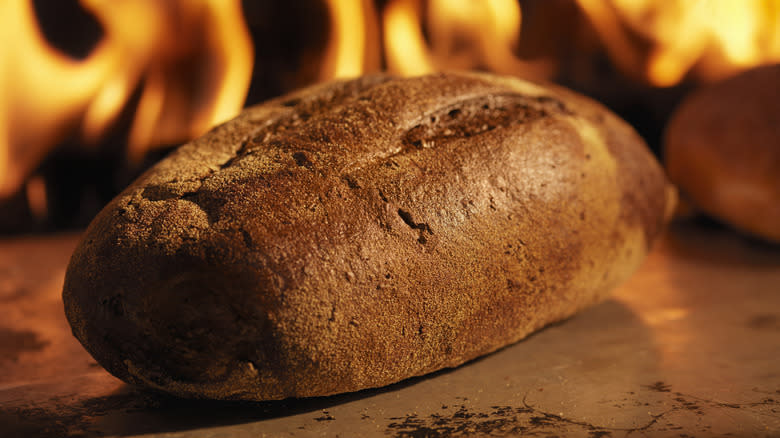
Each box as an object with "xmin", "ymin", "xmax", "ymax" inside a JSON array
[{"xmin": 63, "ymin": 72, "xmax": 674, "ymax": 400}]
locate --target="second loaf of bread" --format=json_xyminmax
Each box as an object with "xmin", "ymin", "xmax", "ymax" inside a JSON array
[{"xmin": 63, "ymin": 72, "xmax": 674, "ymax": 400}]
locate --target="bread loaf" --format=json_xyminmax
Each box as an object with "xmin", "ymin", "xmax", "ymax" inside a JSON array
[
  {"xmin": 664, "ymin": 64, "xmax": 780, "ymax": 242},
  {"xmin": 63, "ymin": 72, "xmax": 674, "ymax": 400}
]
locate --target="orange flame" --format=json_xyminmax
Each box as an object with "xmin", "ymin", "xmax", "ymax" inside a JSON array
[
  {"xmin": 383, "ymin": 0, "xmax": 552, "ymax": 79},
  {"xmin": 0, "ymin": 0, "xmax": 253, "ymax": 198},
  {"xmin": 0, "ymin": 0, "xmax": 107, "ymax": 198},
  {"xmin": 576, "ymin": 0, "xmax": 780, "ymax": 86},
  {"xmin": 4, "ymin": 0, "xmax": 780, "ymax": 206},
  {"xmin": 320, "ymin": 0, "xmax": 381, "ymax": 79}
]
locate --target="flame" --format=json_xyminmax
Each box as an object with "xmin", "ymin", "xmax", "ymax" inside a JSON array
[
  {"xmin": 384, "ymin": 0, "xmax": 435, "ymax": 76},
  {"xmin": 383, "ymin": 0, "xmax": 552, "ymax": 79},
  {"xmin": 0, "ymin": 0, "xmax": 253, "ymax": 198},
  {"xmin": 320, "ymin": 0, "xmax": 381, "ymax": 79},
  {"xmin": 0, "ymin": 1, "xmax": 109, "ymax": 198},
  {"xmin": 576, "ymin": 0, "xmax": 780, "ymax": 86},
  {"xmin": 4, "ymin": 0, "xmax": 779, "ymax": 212}
]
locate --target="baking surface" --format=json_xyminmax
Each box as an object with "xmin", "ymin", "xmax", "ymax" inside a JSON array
[{"xmin": 0, "ymin": 222, "xmax": 778, "ymax": 437}]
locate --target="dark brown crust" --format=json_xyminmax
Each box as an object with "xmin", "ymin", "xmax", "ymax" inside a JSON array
[{"xmin": 63, "ymin": 72, "xmax": 673, "ymax": 400}]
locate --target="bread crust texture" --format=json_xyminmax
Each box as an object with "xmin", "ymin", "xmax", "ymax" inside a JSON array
[{"xmin": 63, "ymin": 72, "xmax": 673, "ymax": 400}]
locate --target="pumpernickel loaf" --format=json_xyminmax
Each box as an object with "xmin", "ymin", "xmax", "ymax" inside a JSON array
[{"xmin": 63, "ymin": 72, "xmax": 675, "ymax": 401}]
